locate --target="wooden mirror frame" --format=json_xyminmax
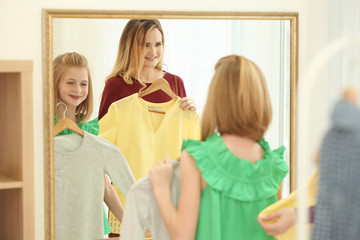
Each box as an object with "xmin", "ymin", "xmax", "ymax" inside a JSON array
[{"xmin": 42, "ymin": 9, "xmax": 298, "ymax": 239}]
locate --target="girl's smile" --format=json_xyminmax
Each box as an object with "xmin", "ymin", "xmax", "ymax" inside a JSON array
[{"xmin": 58, "ymin": 66, "xmax": 89, "ymax": 110}]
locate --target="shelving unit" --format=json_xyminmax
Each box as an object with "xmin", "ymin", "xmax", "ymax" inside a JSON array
[{"xmin": 0, "ymin": 60, "xmax": 34, "ymax": 240}]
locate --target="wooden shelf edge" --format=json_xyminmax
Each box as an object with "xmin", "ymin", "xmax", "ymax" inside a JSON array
[
  {"xmin": 0, "ymin": 174, "xmax": 23, "ymax": 190},
  {"xmin": 0, "ymin": 60, "xmax": 33, "ymax": 72}
]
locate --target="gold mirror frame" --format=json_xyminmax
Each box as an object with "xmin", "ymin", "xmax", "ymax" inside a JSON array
[{"xmin": 42, "ymin": 9, "xmax": 298, "ymax": 239}]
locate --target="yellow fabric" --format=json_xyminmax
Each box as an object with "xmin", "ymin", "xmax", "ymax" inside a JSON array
[
  {"xmin": 149, "ymin": 110, "xmax": 164, "ymax": 132},
  {"xmin": 258, "ymin": 171, "xmax": 319, "ymax": 240},
  {"xmin": 99, "ymin": 93, "xmax": 201, "ymax": 234}
]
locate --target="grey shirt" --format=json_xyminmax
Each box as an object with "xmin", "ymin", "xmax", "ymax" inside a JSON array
[
  {"xmin": 54, "ymin": 132, "xmax": 135, "ymax": 240},
  {"xmin": 312, "ymin": 100, "xmax": 360, "ymax": 240},
  {"xmin": 120, "ymin": 161, "xmax": 180, "ymax": 240}
]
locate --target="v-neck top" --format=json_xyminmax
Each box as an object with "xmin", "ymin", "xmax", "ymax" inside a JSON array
[
  {"xmin": 54, "ymin": 132, "xmax": 135, "ymax": 240},
  {"xmin": 182, "ymin": 133, "xmax": 288, "ymax": 240},
  {"xmin": 99, "ymin": 93, "xmax": 201, "ymax": 181}
]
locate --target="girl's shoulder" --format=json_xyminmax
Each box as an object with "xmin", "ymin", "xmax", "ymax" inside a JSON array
[
  {"xmin": 78, "ymin": 118, "xmax": 99, "ymax": 136},
  {"xmin": 182, "ymin": 133, "xmax": 289, "ymax": 201}
]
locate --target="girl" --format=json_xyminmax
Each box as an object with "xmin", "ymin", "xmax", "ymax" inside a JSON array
[
  {"xmin": 149, "ymin": 55, "xmax": 289, "ymax": 239},
  {"xmin": 98, "ymin": 19, "xmax": 196, "ymax": 120},
  {"xmin": 53, "ymin": 52, "xmax": 124, "ymax": 235}
]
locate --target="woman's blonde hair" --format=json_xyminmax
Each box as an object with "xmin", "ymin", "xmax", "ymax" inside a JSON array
[
  {"xmin": 201, "ymin": 55, "xmax": 272, "ymax": 142},
  {"xmin": 53, "ymin": 52, "xmax": 93, "ymax": 123},
  {"xmin": 106, "ymin": 19, "xmax": 164, "ymax": 85}
]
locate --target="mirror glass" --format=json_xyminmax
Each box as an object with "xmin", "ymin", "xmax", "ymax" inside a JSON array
[{"xmin": 43, "ymin": 10, "xmax": 298, "ymax": 239}]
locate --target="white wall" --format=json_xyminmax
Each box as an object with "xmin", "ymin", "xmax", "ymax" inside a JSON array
[{"xmin": 1, "ymin": 0, "xmax": 328, "ymax": 239}]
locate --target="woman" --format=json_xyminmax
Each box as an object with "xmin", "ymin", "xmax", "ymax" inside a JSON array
[{"xmin": 98, "ymin": 19, "xmax": 196, "ymax": 120}]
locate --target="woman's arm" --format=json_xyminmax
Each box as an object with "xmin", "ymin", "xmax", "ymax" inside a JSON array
[
  {"xmin": 98, "ymin": 78, "xmax": 122, "ymax": 120},
  {"xmin": 150, "ymin": 151, "xmax": 202, "ymax": 239},
  {"xmin": 104, "ymin": 175, "xmax": 124, "ymax": 222}
]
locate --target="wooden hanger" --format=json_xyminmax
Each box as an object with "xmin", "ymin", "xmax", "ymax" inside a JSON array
[
  {"xmin": 138, "ymin": 77, "xmax": 177, "ymax": 101},
  {"xmin": 53, "ymin": 102, "xmax": 84, "ymax": 137},
  {"xmin": 53, "ymin": 118, "xmax": 84, "ymax": 137},
  {"xmin": 138, "ymin": 78, "xmax": 177, "ymax": 114}
]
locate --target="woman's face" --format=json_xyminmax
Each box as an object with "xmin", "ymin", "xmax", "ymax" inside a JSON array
[{"xmin": 143, "ymin": 28, "xmax": 163, "ymax": 69}]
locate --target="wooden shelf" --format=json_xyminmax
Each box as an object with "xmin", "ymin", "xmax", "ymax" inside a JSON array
[
  {"xmin": 0, "ymin": 174, "xmax": 23, "ymax": 190},
  {"xmin": 0, "ymin": 60, "xmax": 34, "ymax": 240}
]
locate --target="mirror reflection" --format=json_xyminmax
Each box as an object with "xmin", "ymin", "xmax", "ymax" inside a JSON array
[{"xmin": 45, "ymin": 11, "xmax": 297, "ymax": 239}]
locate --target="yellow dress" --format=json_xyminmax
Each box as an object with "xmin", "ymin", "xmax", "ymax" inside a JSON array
[
  {"xmin": 258, "ymin": 171, "xmax": 319, "ymax": 240},
  {"xmin": 99, "ymin": 93, "xmax": 201, "ymax": 233}
]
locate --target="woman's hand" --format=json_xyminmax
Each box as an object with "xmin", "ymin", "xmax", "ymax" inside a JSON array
[
  {"xmin": 179, "ymin": 97, "xmax": 197, "ymax": 111},
  {"xmin": 149, "ymin": 157, "xmax": 174, "ymax": 194},
  {"xmin": 257, "ymin": 208, "xmax": 296, "ymax": 236}
]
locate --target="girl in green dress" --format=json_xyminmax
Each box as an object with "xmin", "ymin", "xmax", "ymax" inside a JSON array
[
  {"xmin": 53, "ymin": 52, "xmax": 124, "ymax": 235},
  {"xmin": 149, "ymin": 54, "xmax": 289, "ymax": 239}
]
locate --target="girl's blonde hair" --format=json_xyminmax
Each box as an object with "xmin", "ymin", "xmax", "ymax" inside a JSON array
[
  {"xmin": 201, "ymin": 55, "xmax": 272, "ymax": 142},
  {"xmin": 106, "ymin": 19, "xmax": 164, "ymax": 85},
  {"xmin": 53, "ymin": 52, "xmax": 93, "ymax": 123}
]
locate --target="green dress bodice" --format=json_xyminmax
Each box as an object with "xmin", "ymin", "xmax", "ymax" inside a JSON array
[{"xmin": 182, "ymin": 133, "xmax": 289, "ymax": 240}]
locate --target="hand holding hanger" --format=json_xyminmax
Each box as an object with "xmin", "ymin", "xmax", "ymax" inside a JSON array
[
  {"xmin": 53, "ymin": 102, "xmax": 84, "ymax": 137},
  {"xmin": 179, "ymin": 97, "xmax": 197, "ymax": 111}
]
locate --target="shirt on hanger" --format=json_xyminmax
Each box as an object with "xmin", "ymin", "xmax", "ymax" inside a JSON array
[
  {"xmin": 99, "ymin": 93, "xmax": 200, "ymax": 180},
  {"xmin": 99, "ymin": 93, "xmax": 201, "ymax": 234},
  {"xmin": 54, "ymin": 131, "xmax": 135, "ymax": 240}
]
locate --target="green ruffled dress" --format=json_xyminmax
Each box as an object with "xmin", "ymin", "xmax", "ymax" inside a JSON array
[
  {"xmin": 182, "ymin": 133, "xmax": 289, "ymax": 240},
  {"xmin": 54, "ymin": 116, "xmax": 112, "ymax": 235}
]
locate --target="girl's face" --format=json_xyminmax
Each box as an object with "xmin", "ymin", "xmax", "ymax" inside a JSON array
[
  {"xmin": 58, "ymin": 67, "xmax": 89, "ymax": 109},
  {"xmin": 143, "ymin": 28, "xmax": 163, "ymax": 69}
]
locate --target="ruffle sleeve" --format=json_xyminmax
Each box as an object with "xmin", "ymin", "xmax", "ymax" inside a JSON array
[
  {"xmin": 182, "ymin": 134, "xmax": 288, "ymax": 201},
  {"xmin": 78, "ymin": 118, "xmax": 99, "ymax": 136}
]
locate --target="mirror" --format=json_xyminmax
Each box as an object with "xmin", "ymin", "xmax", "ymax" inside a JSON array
[{"xmin": 43, "ymin": 9, "xmax": 298, "ymax": 239}]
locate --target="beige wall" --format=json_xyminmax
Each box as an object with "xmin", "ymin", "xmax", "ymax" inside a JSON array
[{"xmin": 1, "ymin": 0, "xmax": 331, "ymax": 239}]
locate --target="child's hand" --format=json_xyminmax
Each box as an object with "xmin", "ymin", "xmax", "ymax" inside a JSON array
[
  {"xmin": 257, "ymin": 208, "xmax": 296, "ymax": 236},
  {"xmin": 149, "ymin": 157, "xmax": 174, "ymax": 193},
  {"xmin": 179, "ymin": 97, "xmax": 197, "ymax": 111}
]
